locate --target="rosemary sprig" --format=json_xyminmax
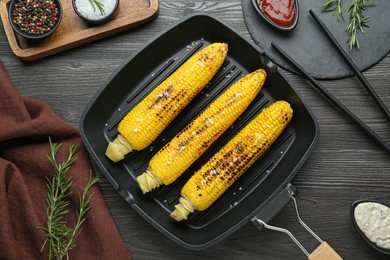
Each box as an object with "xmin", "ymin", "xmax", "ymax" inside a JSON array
[
  {"xmin": 322, "ymin": 0, "xmax": 344, "ymax": 21},
  {"xmin": 345, "ymin": 0, "xmax": 376, "ymax": 50},
  {"xmin": 88, "ymin": 0, "xmax": 105, "ymax": 16},
  {"xmin": 38, "ymin": 138, "xmax": 99, "ymax": 260},
  {"xmin": 322, "ymin": 0, "xmax": 376, "ymax": 50}
]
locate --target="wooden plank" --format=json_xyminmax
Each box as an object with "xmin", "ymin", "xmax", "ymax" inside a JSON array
[{"xmin": 0, "ymin": 0, "xmax": 158, "ymax": 61}]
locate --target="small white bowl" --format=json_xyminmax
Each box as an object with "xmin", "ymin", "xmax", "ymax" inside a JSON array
[{"xmin": 72, "ymin": 0, "xmax": 119, "ymax": 25}]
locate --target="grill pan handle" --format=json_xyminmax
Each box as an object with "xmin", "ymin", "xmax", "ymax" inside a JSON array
[
  {"xmin": 251, "ymin": 184, "xmax": 342, "ymax": 259},
  {"xmin": 308, "ymin": 242, "xmax": 342, "ymax": 260},
  {"xmin": 251, "ymin": 184, "xmax": 295, "ymax": 228}
]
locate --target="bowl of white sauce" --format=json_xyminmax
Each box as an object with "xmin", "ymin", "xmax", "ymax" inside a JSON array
[
  {"xmin": 73, "ymin": 0, "xmax": 119, "ymax": 25},
  {"xmin": 351, "ymin": 200, "xmax": 390, "ymax": 255}
]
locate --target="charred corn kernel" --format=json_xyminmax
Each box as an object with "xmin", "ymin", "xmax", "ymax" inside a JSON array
[
  {"xmin": 105, "ymin": 43, "xmax": 228, "ymax": 162},
  {"xmin": 171, "ymin": 100, "xmax": 293, "ymax": 221},
  {"xmin": 137, "ymin": 69, "xmax": 267, "ymax": 193}
]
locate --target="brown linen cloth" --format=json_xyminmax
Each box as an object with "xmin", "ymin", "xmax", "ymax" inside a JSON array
[{"xmin": 0, "ymin": 62, "xmax": 131, "ymax": 260}]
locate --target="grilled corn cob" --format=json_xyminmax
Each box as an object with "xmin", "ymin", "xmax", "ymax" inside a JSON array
[
  {"xmin": 106, "ymin": 43, "xmax": 228, "ymax": 162},
  {"xmin": 171, "ymin": 100, "xmax": 293, "ymax": 221},
  {"xmin": 137, "ymin": 69, "xmax": 267, "ymax": 193}
]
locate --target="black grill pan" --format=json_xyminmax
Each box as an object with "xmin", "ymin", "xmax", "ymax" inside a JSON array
[{"xmin": 80, "ymin": 13, "xmax": 319, "ymax": 250}]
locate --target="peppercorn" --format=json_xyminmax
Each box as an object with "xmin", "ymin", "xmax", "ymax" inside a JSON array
[{"xmin": 12, "ymin": 0, "xmax": 59, "ymax": 35}]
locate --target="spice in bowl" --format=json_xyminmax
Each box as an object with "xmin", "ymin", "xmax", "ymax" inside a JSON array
[
  {"xmin": 72, "ymin": 0, "xmax": 119, "ymax": 25},
  {"xmin": 9, "ymin": 0, "xmax": 62, "ymax": 40}
]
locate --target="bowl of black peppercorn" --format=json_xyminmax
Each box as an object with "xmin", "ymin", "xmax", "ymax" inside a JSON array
[{"xmin": 8, "ymin": 0, "xmax": 63, "ymax": 41}]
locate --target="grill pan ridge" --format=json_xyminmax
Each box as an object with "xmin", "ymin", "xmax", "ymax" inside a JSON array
[{"xmin": 80, "ymin": 13, "xmax": 319, "ymax": 250}]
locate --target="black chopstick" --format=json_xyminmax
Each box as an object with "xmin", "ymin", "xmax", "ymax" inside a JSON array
[
  {"xmin": 309, "ymin": 9, "xmax": 390, "ymax": 121},
  {"xmin": 271, "ymin": 42, "xmax": 390, "ymax": 153}
]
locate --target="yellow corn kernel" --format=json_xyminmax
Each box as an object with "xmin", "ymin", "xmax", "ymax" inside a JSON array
[
  {"xmin": 105, "ymin": 43, "xmax": 228, "ymax": 162},
  {"xmin": 137, "ymin": 69, "xmax": 267, "ymax": 193},
  {"xmin": 171, "ymin": 100, "xmax": 293, "ymax": 221}
]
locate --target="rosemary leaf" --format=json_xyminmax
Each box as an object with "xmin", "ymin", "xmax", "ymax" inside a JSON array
[
  {"xmin": 88, "ymin": 0, "xmax": 105, "ymax": 16},
  {"xmin": 322, "ymin": 0, "xmax": 376, "ymax": 50},
  {"xmin": 38, "ymin": 138, "xmax": 99, "ymax": 260},
  {"xmin": 345, "ymin": 0, "xmax": 375, "ymax": 50},
  {"xmin": 322, "ymin": 0, "xmax": 344, "ymax": 20},
  {"xmin": 62, "ymin": 172, "xmax": 99, "ymax": 255}
]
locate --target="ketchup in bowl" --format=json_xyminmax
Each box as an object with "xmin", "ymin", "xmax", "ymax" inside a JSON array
[
  {"xmin": 252, "ymin": 0, "xmax": 298, "ymax": 31},
  {"xmin": 258, "ymin": 0, "xmax": 296, "ymax": 26}
]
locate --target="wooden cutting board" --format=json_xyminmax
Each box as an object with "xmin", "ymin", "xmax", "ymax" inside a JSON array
[{"xmin": 0, "ymin": 0, "xmax": 159, "ymax": 61}]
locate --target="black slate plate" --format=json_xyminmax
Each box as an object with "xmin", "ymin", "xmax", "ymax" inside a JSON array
[
  {"xmin": 80, "ymin": 13, "xmax": 319, "ymax": 250},
  {"xmin": 243, "ymin": 0, "xmax": 390, "ymax": 79}
]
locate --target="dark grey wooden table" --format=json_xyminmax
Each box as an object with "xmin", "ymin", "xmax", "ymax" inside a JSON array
[{"xmin": 1, "ymin": 1, "xmax": 390, "ymax": 259}]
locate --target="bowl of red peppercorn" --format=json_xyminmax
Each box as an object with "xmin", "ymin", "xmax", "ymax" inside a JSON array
[{"xmin": 8, "ymin": 0, "xmax": 63, "ymax": 41}]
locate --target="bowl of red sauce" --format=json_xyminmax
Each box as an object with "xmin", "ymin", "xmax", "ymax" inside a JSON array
[{"xmin": 252, "ymin": 0, "xmax": 299, "ymax": 31}]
